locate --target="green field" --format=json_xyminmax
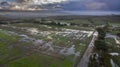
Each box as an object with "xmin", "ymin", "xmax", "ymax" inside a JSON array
[
  {"xmin": 0, "ymin": 16, "xmax": 120, "ymax": 67},
  {"xmin": 0, "ymin": 19, "xmax": 93, "ymax": 67}
]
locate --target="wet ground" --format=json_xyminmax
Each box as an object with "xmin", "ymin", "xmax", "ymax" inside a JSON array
[{"xmin": 0, "ymin": 22, "xmax": 93, "ymax": 67}]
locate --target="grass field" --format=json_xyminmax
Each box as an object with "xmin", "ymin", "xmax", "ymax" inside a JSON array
[
  {"xmin": 0, "ymin": 16, "xmax": 120, "ymax": 67},
  {"xmin": 0, "ymin": 20, "xmax": 93, "ymax": 67}
]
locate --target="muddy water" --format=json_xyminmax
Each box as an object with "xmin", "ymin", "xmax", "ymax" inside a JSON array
[{"xmin": 106, "ymin": 34, "xmax": 120, "ymax": 44}]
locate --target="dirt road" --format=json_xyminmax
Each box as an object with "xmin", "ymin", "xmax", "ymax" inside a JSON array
[{"xmin": 77, "ymin": 31, "xmax": 98, "ymax": 67}]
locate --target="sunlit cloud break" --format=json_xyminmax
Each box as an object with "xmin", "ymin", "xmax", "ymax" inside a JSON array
[
  {"xmin": 2, "ymin": 0, "xmax": 67, "ymax": 4},
  {"xmin": 0, "ymin": 0, "xmax": 68, "ymax": 10},
  {"xmin": 0, "ymin": 0, "xmax": 120, "ymax": 11}
]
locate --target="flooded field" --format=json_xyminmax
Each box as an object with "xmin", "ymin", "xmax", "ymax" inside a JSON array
[
  {"xmin": 0, "ymin": 15, "xmax": 120, "ymax": 67},
  {"xmin": 0, "ymin": 20, "xmax": 93, "ymax": 67}
]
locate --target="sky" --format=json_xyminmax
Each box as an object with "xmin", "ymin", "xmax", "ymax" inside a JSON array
[
  {"xmin": 1, "ymin": 0, "xmax": 120, "ymax": 11},
  {"xmin": 62, "ymin": 0, "xmax": 120, "ymax": 11}
]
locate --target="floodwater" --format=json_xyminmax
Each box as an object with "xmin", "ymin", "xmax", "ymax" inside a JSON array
[
  {"xmin": 106, "ymin": 34, "xmax": 120, "ymax": 44},
  {"xmin": 110, "ymin": 59, "xmax": 119, "ymax": 67}
]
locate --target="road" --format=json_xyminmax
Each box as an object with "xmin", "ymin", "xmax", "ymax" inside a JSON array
[{"xmin": 77, "ymin": 31, "xmax": 98, "ymax": 67}]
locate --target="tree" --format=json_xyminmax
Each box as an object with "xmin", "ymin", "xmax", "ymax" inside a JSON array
[
  {"xmin": 96, "ymin": 27, "xmax": 106, "ymax": 40},
  {"xmin": 95, "ymin": 27, "xmax": 108, "ymax": 52},
  {"xmin": 94, "ymin": 40, "xmax": 108, "ymax": 52}
]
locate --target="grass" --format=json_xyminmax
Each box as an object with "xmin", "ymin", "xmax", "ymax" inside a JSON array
[
  {"xmin": 0, "ymin": 23, "xmax": 91, "ymax": 67},
  {"xmin": 0, "ymin": 29, "xmax": 33, "ymax": 66},
  {"xmin": 105, "ymin": 38, "xmax": 120, "ymax": 67},
  {"xmin": 8, "ymin": 53, "xmax": 73, "ymax": 67},
  {"xmin": 0, "ymin": 29, "xmax": 18, "ymax": 52},
  {"xmin": 0, "ymin": 16, "xmax": 120, "ymax": 67},
  {"xmin": 2, "ymin": 17, "xmax": 117, "ymax": 67}
]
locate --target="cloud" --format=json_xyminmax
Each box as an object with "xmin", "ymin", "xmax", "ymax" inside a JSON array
[
  {"xmin": 62, "ymin": 0, "xmax": 120, "ymax": 11},
  {"xmin": 1, "ymin": 0, "xmax": 120, "ymax": 11},
  {"xmin": 85, "ymin": 2, "xmax": 107, "ymax": 10}
]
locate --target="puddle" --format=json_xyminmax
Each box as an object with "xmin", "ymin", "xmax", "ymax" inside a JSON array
[
  {"xmin": 110, "ymin": 59, "xmax": 119, "ymax": 67},
  {"xmin": 27, "ymin": 28, "xmax": 39, "ymax": 35},
  {"xmin": 42, "ymin": 42, "xmax": 54, "ymax": 52},
  {"xmin": 110, "ymin": 53, "xmax": 119, "ymax": 56},
  {"xmin": 34, "ymin": 40, "xmax": 45, "ymax": 45},
  {"xmin": 19, "ymin": 34, "xmax": 35, "ymax": 42},
  {"xmin": 59, "ymin": 45, "xmax": 80, "ymax": 56},
  {"xmin": 106, "ymin": 34, "xmax": 120, "ymax": 44}
]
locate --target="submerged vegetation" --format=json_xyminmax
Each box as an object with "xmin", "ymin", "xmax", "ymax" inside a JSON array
[
  {"xmin": 0, "ymin": 17, "xmax": 93, "ymax": 67},
  {"xmin": 0, "ymin": 16, "xmax": 120, "ymax": 67}
]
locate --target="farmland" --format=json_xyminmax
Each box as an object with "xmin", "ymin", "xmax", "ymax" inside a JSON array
[
  {"xmin": 0, "ymin": 18, "xmax": 94, "ymax": 67},
  {"xmin": 0, "ymin": 15, "xmax": 120, "ymax": 67}
]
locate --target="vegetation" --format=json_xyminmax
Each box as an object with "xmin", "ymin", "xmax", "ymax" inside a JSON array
[
  {"xmin": 89, "ymin": 27, "xmax": 112, "ymax": 67},
  {"xmin": 0, "ymin": 18, "xmax": 93, "ymax": 67},
  {"xmin": 0, "ymin": 16, "xmax": 120, "ymax": 67}
]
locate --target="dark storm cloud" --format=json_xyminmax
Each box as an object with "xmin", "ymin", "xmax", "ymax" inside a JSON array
[
  {"xmin": 2, "ymin": 0, "xmax": 120, "ymax": 11},
  {"xmin": 5, "ymin": 0, "xmax": 24, "ymax": 2},
  {"xmin": 63, "ymin": 0, "xmax": 120, "ymax": 11}
]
